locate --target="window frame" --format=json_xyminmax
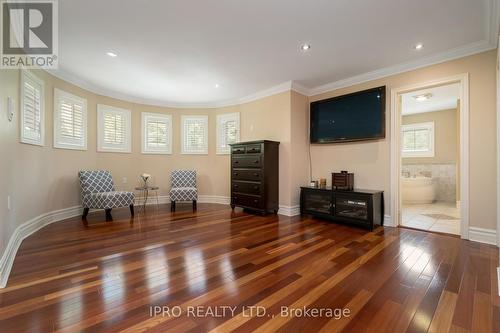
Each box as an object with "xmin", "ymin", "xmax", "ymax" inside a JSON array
[
  {"xmin": 53, "ymin": 88, "xmax": 88, "ymax": 150},
  {"xmin": 20, "ymin": 70, "xmax": 45, "ymax": 146},
  {"xmin": 141, "ymin": 112, "xmax": 173, "ymax": 155},
  {"xmin": 181, "ymin": 115, "xmax": 209, "ymax": 155},
  {"xmin": 401, "ymin": 121, "xmax": 435, "ymax": 158},
  {"xmin": 97, "ymin": 104, "xmax": 132, "ymax": 153},
  {"xmin": 216, "ymin": 112, "xmax": 240, "ymax": 154}
]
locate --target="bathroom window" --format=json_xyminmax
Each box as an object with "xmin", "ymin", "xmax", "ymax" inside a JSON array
[{"xmin": 401, "ymin": 122, "xmax": 435, "ymax": 157}]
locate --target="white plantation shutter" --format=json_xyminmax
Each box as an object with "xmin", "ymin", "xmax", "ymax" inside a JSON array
[
  {"xmin": 401, "ymin": 122, "xmax": 435, "ymax": 157},
  {"xmin": 141, "ymin": 113, "xmax": 172, "ymax": 154},
  {"xmin": 181, "ymin": 115, "xmax": 208, "ymax": 154},
  {"xmin": 54, "ymin": 89, "xmax": 87, "ymax": 150},
  {"xmin": 21, "ymin": 71, "xmax": 44, "ymax": 145},
  {"xmin": 216, "ymin": 113, "xmax": 240, "ymax": 154},
  {"xmin": 97, "ymin": 105, "xmax": 131, "ymax": 153}
]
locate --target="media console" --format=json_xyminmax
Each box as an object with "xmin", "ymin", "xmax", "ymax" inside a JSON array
[{"xmin": 300, "ymin": 187, "xmax": 384, "ymax": 231}]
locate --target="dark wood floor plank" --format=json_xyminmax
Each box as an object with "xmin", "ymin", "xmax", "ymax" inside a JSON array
[{"xmin": 0, "ymin": 204, "xmax": 497, "ymax": 333}]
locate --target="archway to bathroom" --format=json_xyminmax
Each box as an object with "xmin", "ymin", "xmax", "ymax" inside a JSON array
[{"xmin": 399, "ymin": 83, "xmax": 461, "ymax": 235}]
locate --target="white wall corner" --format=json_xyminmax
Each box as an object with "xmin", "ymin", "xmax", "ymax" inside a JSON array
[
  {"xmin": 278, "ymin": 205, "xmax": 301, "ymax": 217},
  {"xmin": 290, "ymin": 81, "xmax": 312, "ymax": 96},
  {"xmin": 383, "ymin": 215, "xmax": 393, "ymax": 227},
  {"xmin": 469, "ymin": 227, "xmax": 498, "ymax": 246}
]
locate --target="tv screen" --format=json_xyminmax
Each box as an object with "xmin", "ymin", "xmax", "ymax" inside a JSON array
[{"xmin": 310, "ymin": 86, "xmax": 386, "ymax": 143}]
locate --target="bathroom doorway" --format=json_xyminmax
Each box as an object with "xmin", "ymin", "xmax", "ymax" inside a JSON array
[
  {"xmin": 399, "ymin": 83, "xmax": 460, "ymax": 234},
  {"xmin": 390, "ymin": 74, "xmax": 469, "ymax": 238}
]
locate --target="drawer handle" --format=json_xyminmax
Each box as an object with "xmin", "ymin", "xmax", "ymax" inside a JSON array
[
  {"xmin": 234, "ymin": 185, "xmax": 239, "ymax": 188},
  {"xmin": 234, "ymin": 161, "xmax": 239, "ymax": 164},
  {"xmin": 254, "ymin": 199, "xmax": 259, "ymax": 203},
  {"xmin": 254, "ymin": 160, "xmax": 259, "ymax": 163},
  {"xmin": 253, "ymin": 186, "xmax": 259, "ymax": 190},
  {"xmin": 234, "ymin": 173, "xmax": 239, "ymax": 176},
  {"xmin": 253, "ymin": 173, "xmax": 259, "ymax": 176}
]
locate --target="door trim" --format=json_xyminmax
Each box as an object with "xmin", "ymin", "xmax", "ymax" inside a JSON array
[{"xmin": 390, "ymin": 73, "xmax": 470, "ymax": 239}]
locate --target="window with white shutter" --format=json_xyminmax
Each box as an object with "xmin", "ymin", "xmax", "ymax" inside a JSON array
[
  {"xmin": 54, "ymin": 89, "xmax": 87, "ymax": 150},
  {"xmin": 97, "ymin": 104, "xmax": 131, "ymax": 153},
  {"xmin": 141, "ymin": 112, "xmax": 172, "ymax": 154},
  {"xmin": 20, "ymin": 70, "xmax": 44, "ymax": 146},
  {"xmin": 181, "ymin": 115, "xmax": 208, "ymax": 154},
  {"xmin": 216, "ymin": 112, "xmax": 240, "ymax": 154},
  {"xmin": 401, "ymin": 122, "xmax": 435, "ymax": 157}
]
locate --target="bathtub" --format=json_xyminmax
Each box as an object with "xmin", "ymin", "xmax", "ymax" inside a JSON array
[{"xmin": 401, "ymin": 176, "xmax": 436, "ymax": 204}]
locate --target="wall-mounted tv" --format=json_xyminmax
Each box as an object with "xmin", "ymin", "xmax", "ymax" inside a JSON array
[{"xmin": 310, "ymin": 86, "xmax": 386, "ymax": 143}]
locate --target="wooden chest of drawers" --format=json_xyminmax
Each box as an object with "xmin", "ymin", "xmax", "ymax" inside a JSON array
[{"xmin": 230, "ymin": 140, "xmax": 280, "ymax": 215}]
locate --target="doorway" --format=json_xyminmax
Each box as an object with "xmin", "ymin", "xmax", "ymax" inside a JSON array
[{"xmin": 390, "ymin": 74, "xmax": 469, "ymax": 239}]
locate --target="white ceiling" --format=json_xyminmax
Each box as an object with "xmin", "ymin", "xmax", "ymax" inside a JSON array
[
  {"xmin": 401, "ymin": 83, "xmax": 460, "ymax": 115},
  {"xmin": 52, "ymin": 0, "xmax": 498, "ymax": 107}
]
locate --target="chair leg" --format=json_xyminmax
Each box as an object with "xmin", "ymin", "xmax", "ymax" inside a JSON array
[
  {"xmin": 82, "ymin": 208, "xmax": 89, "ymax": 219},
  {"xmin": 129, "ymin": 204, "xmax": 134, "ymax": 217},
  {"xmin": 171, "ymin": 201, "xmax": 176, "ymax": 212},
  {"xmin": 193, "ymin": 200, "xmax": 197, "ymax": 211},
  {"xmin": 105, "ymin": 209, "xmax": 113, "ymax": 221}
]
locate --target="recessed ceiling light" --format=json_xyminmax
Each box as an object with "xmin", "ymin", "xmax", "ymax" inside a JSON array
[
  {"xmin": 300, "ymin": 43, "xmax": 311, "ymax": 51},
  {"xmin": 413, "ymin": 93, "xmax": 432, "ymax": 101},
  {"xmin": 414, "ymin": 43, "xmax": 424, "ymax": 50},
  {"xmin": 214, "ymin": 83, "xmax": 220, "ymax": 88},
  {"xmin": 106, "ymin": 51, "xmax": 118, "ymax": 57}
]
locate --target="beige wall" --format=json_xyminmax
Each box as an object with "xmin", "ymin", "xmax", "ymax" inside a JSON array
[
  {"xmin": 0, "ymin": 49, "xmax": 497, "ymax": 263},
  {"xmin": 309, "ymin": 50, "xmax": 497, "ymax": 230},
  {"xmin": 402, "ymin": 108, "xmax": 458, "ymax": 165},
  {"xmin": 0, "ymin": 69, "xmax": 294, "ymax": 260}
]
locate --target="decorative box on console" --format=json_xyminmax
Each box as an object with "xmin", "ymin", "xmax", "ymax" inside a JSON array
[{"xmin": 332, "ymin": 171, "xmax": 354, "ymax": 191}]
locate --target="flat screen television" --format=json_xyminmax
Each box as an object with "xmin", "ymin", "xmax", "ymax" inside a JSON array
[{"xmin": 310, "ymin": 86, "xmax": 386, "ymax": 143}]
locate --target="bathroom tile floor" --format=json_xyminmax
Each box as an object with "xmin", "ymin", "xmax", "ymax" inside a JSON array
[{"xmin": 401, "ymin": 202, "xmax": 460, "ymax": 235}]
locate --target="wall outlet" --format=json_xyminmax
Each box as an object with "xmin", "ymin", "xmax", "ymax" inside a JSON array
[
  {"xmin": 7, "ymin": 195, "xmax": 11, "ymax": 211},
  {"xmin": 122, "ymin": 177, "xmax": 127, "ymax": 184}
]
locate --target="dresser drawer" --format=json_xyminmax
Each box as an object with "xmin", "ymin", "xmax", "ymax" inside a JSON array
[
  {"xmin": 232, "ymin": 155, "xmax": 262, "ymax": 168},
  {"xmin": 233, "ymin": 169, "xmax": 262, "ymax": 181},
  {"xmin": 232, "ymin": 193, "xmax": 263, "ymax": 209},
  {"xmin": 245, "ymin": 144, "xmax": 262, "ymax": 154},
  {"xmin": 231, "ymin": 146, "xmax": 246, "ymax": 154},
  {"xmin": 232, "ymin": 181, "xmax": 262, "ymax": 195}
]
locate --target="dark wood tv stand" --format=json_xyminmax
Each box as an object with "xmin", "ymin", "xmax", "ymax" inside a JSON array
[{"xmin": 300, "ymin": 187, "xmax": 384, "ymax": 231}]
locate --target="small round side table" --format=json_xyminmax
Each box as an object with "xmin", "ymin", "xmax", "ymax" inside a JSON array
[{"xmin": 135, "ymin": 186, "xmax": 160, "ymax": 212}]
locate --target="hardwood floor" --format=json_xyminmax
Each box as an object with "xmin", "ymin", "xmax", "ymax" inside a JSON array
[{"xmin": 0, "ymin": 203, "xmax": 499, "ymax": 332}]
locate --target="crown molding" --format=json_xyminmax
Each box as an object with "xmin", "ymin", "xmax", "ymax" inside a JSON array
[
  {"xmin": 46, "ymin": 0, "xmax": 499, "ymax": 108},
  {"xmin": 47, "ymin": 68, "xmax": 297, "ymax": 109},
  {"xmin": 307, "ymin": 39, "xmax": 496, "ymax": 97},
  {"xmin": 48, "ymin": 38, "xmax": 495, "ymax": 107}
]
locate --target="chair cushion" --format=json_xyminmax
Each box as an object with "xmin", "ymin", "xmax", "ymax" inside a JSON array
[
  {"xmin": 170, "ymin": 187, "xmax": 198, "ymax": 201},
  {"xmin": 82, "ymin": 191, "xmax": 135, "ymax": 209},
  {"xmin": 171, "ymin": 170, "xmax": 196, "ymax": 188},
  {"xmin": 79, "ymin": 170, "xmax": 115, "ymax": 195}
]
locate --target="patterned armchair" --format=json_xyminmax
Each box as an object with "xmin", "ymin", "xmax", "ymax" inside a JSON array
[
  {"xmin": 169, "ymin": 170, "xmax": 198, "ymax": 212},
  {"xmin": 79, "ymin": 170, "xmax": 135, "ymax": 222}
]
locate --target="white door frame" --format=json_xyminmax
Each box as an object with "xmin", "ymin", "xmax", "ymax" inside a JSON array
[
  {"xmin": 497, "ymin": 36, "xmax": 500, "ymax": 247},
  {"xmin": 390, "ymin": 73, "xmax": 470, "ymax": 239}
]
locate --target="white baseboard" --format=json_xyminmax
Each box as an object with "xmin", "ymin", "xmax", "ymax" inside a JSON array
[
  {"xmin": 383, "ymin": 215, "xmax": 393, "ymax": 227},
  {"xmin": 136, "ymin": 195, "xmax": 231, "ymax": 206},
  {"xmin": 278, "ymin": 205, "xmax": 301, "ymax": 217},
  {"xmin": 0, "ymin": 205, "xmax": 83, "ymax": 288},
  {"xmin": 497, "ymin": 266, "xmax": 500, "ymax": 296},
  {"xmin": 469, "ymin": 227, "xmax": 497, "ymax": 245}
]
